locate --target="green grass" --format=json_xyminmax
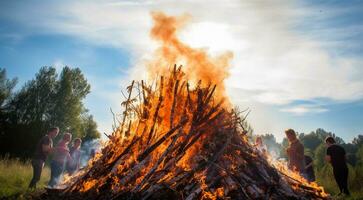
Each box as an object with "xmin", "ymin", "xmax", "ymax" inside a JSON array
[
  {"xmin": 316, "ymin": 165, "xmax": 363, "ymax": 200},
  {"xmin": 0, "ymin": 157, "xmax": 50, "ymax": 199}
]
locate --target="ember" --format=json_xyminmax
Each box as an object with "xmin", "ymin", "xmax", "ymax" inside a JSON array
[{"xmin": 42, "ymin": 12, "xmax": 329, "ymax": 200}]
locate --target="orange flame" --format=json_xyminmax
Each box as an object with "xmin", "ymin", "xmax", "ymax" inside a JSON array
[
  {"xmin": 147, "ymin": 12, "xmax": 233, "ymax": 100},
  {"xmin": 59, "ymin": 12, "xmax": 328, "ymax": 200}
]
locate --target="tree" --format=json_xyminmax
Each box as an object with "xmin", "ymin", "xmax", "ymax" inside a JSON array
[
  {"xmin": 1, "ymin": 67, "xmax": 58, "ymax": 157},
  {"xmin": 352, "ymin": 135, "xmax": 363, "ymax": 147},
  {"xmin": 81, "ymin": 114, "xmax": 100, "ymax": 141},
  {"xmin": 0, "ymin": 68, "xmax": 17, "ymax": 109},
  {"xmin": 51, "ymin": 66, "xmax": 91, "ymax": 138},
  {"xmin": 0, "ymin": 69, "xmax": 18, "ymax": 156},
  {"xmin": 0, "ymin": 66, "xmax": 98, "ymax": 158},
  {"xmin": 341, "ymin": 143, "xmax": 358, "ymax": 166},
  {"xmin": 8, "ymin": 67, "xmax": 58, "ymax": 124},
  {"xmin": 314, "ymin": 128, "xmax": 344, "ymax": 144},
  {"xmin": 299, "ymin": 132, "xmax": 322, "ymax": 152}
]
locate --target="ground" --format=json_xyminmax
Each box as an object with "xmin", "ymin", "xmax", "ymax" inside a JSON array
[{"xmin": 0, "ymin": 157, "xmax": 49, "ymax": 199}]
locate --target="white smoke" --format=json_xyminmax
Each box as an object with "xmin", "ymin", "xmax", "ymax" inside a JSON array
[{"xmin": 80, "ymin": 139, "xmax": 102, "ymax": 167}]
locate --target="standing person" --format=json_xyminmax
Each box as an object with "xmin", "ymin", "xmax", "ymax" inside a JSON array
[
  {"xmin": 48, "ymin": 133, "xmax": 73, "ymax": 188},
  {"xmin": 325, "ymin": 136, "xmax": 350, "ymax": 196},
  {"xmin": 68, "ymin": 138, "xmax": 82, "ymax": 174},
  {"xmin": 304, "ymin": 155, "xmax": 315, "ymax": 182},
  {"xmin": 29, "ymin": 127, "xmax": 59, "ymax": 189},
  {"xmin": 285, "ymin": 129, "xmax": 305, "ymax": 175}
]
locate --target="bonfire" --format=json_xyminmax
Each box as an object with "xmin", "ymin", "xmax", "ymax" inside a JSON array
[{"xmin": 42, "ymin": 12, "xmax": 329, "ymax": 200}]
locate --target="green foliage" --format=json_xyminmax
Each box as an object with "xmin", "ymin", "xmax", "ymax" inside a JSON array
[
  {"xmin": 51, "ymin": 67, "xmax": 91, "ymax": 136},
  {"xmin": 314, "ymin": 143, "xmax": 327, "ymax": 168},
  {"xmin": 315, "ymin": 164, "xmax": 363, "ymax": 198},
  {"xmin": 356, "ymin": 145, "xmax": 363, "ymax": 165},
  {"xmin": 8, "ymin": 67, "xmax": 58, "ymax": 124},
  {"xmin": 259, "ymin": 129, "xmax": 363, "ymax": 198},
  {"xmin": 299, "ymin": 132, "xmax": 322, "ymax": 152},
  {"xmin": 352, "ymin": 135, "xmax": 363, "ymax": 147},
  {"xmin": 0, "ymin": 68, "xmax": 18, "ymax": 108},
  {"xmin": 315, "ymin": 164, "xmax": 337, "ymax": 194},
  {"xmin": 81, "ymin": 114, "xmax": 101, "ymax": 141},
  {"xmin": 0, "ymin": 66, "xmax": 99, "ymax": 158}
]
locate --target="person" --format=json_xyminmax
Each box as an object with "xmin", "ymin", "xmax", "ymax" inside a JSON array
[
  {"xmin": 29, "ymin": 127, "xmax": 59, "ymax": 189},
  {"xmin": 285, "ymin": 129, "xmax": 305, "ymax": 175},
  {"xmin": 304, "ymin": 155, "xmax": 315, "ymax": 182},
  {"xmin": 67, "ymin": 138, "xmax": 82, "ymax": 174},
  {"xmin": 254, "ymin": 136, "xmax": 267, "ymax": 155},
  {"xmin": 325, "ymin": 136, "xmax": 350, "ymax": 196},
  {"xmin": 48, "ymin": 133, "xmax": 73, "ymax": 188}
]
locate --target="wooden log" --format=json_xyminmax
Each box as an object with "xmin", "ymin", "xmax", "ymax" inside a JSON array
[
  {"xmin": 110, "ymin": 137, "xmax": 140, "ymax": 173},
  {"xmin": 133, "ymin": 131, "xmax": 182, "ymax": 192},
  {"xmin": 170, "ymin": 79, "xmax": 179, "ymax": 129},
  {"xmin": 146, "ymin": 76, "xmax": 164, "ymax": 145},
  {"xmin": 137, "ymin": 118, "xmax": 188, "ymax": 162},
  {"xmin": 118, "ymin": 157, "xmax": 149, "ymax": 186}
]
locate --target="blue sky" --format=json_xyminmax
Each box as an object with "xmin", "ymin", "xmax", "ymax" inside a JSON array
[{"xmin": 1, "ymin": 0, "xmax": 363, "ymax": 142}]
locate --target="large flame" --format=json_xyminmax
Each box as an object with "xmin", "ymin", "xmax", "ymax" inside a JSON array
[
  {"xmin": 147, "ymin": 12, "xmax": 233, "ymax": 100},
  {"xmin": 57, "ymin": 12, "xmax": 328, "ymax": 200}
]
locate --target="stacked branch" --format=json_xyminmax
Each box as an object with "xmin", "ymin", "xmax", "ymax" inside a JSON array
[{"xmin": 43, "ymin": 66, "xmax": 329, "ymax": 200}]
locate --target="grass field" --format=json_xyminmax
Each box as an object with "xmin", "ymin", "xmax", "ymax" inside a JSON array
[
  {"xmin": 315, "ymin": 164, "xmax": 363, "ymax": 200},
  {"xmin": 0, "ymin": 157, "xmax": 50, "ymax": 199}
]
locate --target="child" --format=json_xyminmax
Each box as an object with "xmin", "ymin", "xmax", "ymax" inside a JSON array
[
  {"xmin": 48, "ymin": 133, "xmax": 72, "ymax": 188},
  {"xmin": 68, "ymin": 138, "xmax": 82, "ymax": 174}
]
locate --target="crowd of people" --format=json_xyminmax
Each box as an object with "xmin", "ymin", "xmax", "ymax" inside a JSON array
[
  {"xmin": 28, "ymin": 127, "xmax": 82, "ymax": 189},
  {"xmin": 254, "ymin": 128, "xmax": 350, "ymax": 197},
  {"xmin": 28, "ymin": 127, "xmax": 350, "ymax": 197}
]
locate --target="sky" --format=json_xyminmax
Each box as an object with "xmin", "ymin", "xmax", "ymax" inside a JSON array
[{"xmin": 1, "ymin": 0, "xmax": 363, "ymax": 142}]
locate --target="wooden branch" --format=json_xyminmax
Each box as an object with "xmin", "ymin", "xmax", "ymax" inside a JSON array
[
  {"xmin": 120, "ymin": 80, "xmax": 135, "ymax": 135},
  {"xmin": 146, "ymin": 76, "xmax": 164, "ymax": 145},
  {"xmin": 138, "ymin": 118, "xmax": 188, "ymax": 162},
  {"xmin": 170, "ymin": 80, "xmax": 179, "ymax": 129},
  {"xmin": 134, "ymin": 132, "xmax": 182, "ymax": 192}
]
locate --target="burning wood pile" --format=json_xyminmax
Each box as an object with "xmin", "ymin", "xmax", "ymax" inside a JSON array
[
  {"xmin": 42, "ymin": 12, "xmax": 329, "ymax": 200},
  {"xmin": 42, "ymin": 65, "xmax": 328, "ymax": 200}
]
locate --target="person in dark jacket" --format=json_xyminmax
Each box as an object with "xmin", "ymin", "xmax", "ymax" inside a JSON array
[
  {"xmin": 325, "ymin": 136, "xmax": 350, "ymax": 196},
  {"xmin": 29, "ymin": 127, "xmax": 59, "ymax": 189},
  {"xmin": 285, "ymin": 129, "xmax": 305, "ymax": 175}
]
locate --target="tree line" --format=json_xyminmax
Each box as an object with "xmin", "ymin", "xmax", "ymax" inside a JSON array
[
  {"xmin": 0, "ymin": 67, "xmax": 100, "ymax": 159},
  {"xmin": 257, "ymin": 129, "xmax": 363, "ymax": 195}
]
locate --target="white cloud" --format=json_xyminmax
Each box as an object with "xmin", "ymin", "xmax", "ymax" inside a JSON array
[
  {"xmin": 280, "ymin": 104, "xmax": 328, "ymax": 115},
  {"xmin": 5, "ymin": 0, "xmax": 360, "ymax": 106},
  {"xmin": 3, "ymin": 0, "xmax": 363, "ymax": 138}
]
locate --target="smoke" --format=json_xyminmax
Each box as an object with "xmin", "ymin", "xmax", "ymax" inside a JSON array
[
  {"xmin": 80, "ymin": 139, "xmax": 102, "ymax": 167},
  {"xmin": 146, "ymin": 12, "xmax": 233, "ymax": 100}
]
